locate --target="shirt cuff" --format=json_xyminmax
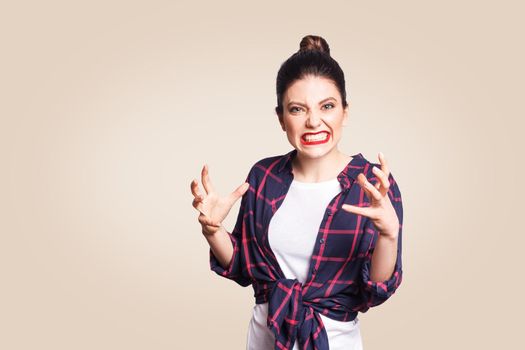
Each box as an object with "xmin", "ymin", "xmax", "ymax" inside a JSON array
[
  {"xmin": 209, "ymin": 231, "xmax": 251, "ymax": 287},
  {"xmin": 361, "ymin": 254, "xmax": 403, "ymax": 300}
]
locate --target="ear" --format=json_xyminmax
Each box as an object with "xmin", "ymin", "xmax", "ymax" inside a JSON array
[
  {"xmin": 342, "ymin": 103, "xmax": 349, "ymax": 126},
  {"xmin": 278, "ymin": 114, "xmax": 286, "ymax": 131}
]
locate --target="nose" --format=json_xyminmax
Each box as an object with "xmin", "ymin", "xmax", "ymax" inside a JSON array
[{"xmin": 305, "ymin": 110, "xmax": 322, "ymax": 128}]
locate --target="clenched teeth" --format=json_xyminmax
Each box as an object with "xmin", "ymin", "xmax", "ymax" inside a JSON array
[{"xmin": 303, "ymin": 132, "xmax": 329, "ymax": 142}]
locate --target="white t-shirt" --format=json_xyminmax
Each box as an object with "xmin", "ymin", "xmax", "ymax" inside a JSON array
[{"xmin": 246, "ymin": 178, "xmax": 363, "ymax": 350}]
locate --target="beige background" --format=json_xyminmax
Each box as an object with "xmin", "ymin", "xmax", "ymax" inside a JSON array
[{"xmin": 1, "ymin": 0, "xmax": 523, "ymax": 349}]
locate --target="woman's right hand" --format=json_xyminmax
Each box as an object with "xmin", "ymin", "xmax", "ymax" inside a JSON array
[{"xmin": 190, "ymin": 164, "xmax": 250, "ymax": 236}]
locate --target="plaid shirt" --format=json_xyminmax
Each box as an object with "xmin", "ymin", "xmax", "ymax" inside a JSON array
[{"xmin": 209, "ymin": 149, "xmax": 403, "ymax": 350}]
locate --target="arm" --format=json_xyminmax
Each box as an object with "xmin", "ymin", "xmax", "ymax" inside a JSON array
[
  {"xmin": 359, "ymin": 173, "xmax": 403, "ymax": 308},
  {"xmin": 208, "ymin": 190, "xmax": 252, "ymax": 287},
  {"xmin": 190, "ymin": 163, "xmax": 254, "ymax": 287},
  {"xmin": 369, "ymin": 231, "xmax": 399, "ymax": 282},
  {"xmin": 341, "ymin": 153, "xmax": 404, "ymax": 311},
  {"xmin": 204, "ymin": 225, "xmax": 234, "ymax": 271},
  {"xmin": 206, "ymin": 166, "xmax": 255, "ymax": 287}
]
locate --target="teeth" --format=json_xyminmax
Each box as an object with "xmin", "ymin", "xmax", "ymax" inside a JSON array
[{"xmin": 304, "ymin": 132, "xmax": 328, "ymax": 142}]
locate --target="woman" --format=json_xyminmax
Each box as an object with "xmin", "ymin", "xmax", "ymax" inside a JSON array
[{"xmin": 190, "ymin": 35, "xmax": 403, "ymax": 350}]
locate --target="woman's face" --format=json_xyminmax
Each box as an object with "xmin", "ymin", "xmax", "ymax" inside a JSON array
[{"xmin": 278, "ymin": 75, "xmax": 349, "ymax": 160}]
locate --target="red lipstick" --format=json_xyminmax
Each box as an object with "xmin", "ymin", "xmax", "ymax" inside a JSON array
[{"xmin": 300, "ymin": 131, "xmax": 330, "ymax": 145}]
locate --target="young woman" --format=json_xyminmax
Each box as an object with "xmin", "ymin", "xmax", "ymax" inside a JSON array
[{"xmin": 190, "ymin": 35, "xmax": 403, "ymax": 350}]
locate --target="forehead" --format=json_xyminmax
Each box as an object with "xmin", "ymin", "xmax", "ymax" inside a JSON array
[{"xmin": 284, "ymin": 76, "xmax": 339, "ymax": 103}]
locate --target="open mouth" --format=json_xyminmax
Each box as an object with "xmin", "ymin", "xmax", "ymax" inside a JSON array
[{"xmin": 301, "ymin": 131, "xmax": 330, "ymax": 145}]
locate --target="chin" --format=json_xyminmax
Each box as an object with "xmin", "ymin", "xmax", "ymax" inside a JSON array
[{"xmin": 296, "ymin": 147, "xmax": 332, "ymax": 159}]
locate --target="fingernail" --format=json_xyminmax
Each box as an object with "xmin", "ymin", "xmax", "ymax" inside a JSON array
[{"xmin": 379, "ymin": 151, "xmax": 384, "ymax": 158}]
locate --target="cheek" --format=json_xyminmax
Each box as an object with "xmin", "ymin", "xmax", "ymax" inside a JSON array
[
  {"xmin": 284, "ymin": 127, "xmax": 296, "ymax": 140},
  {"xmin": 326, "ymin": 117, "xmax": 344, "ymax": 132},
  {"xmin": 329, "ymin": 124, "xmax": 345, "ymax": 140},
  {"xmin": 285, "ymin": 123, "xmax": 300, "ymax": 136},
  {"xmin": 334, "ymin": 115, "xmax": 346, "ymax": 127}
]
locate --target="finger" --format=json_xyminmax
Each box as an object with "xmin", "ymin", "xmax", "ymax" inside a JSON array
[
  {"xmin": 192, "ymin": 198, "xmax": 205, "ymax": 214},
  {"xmin": 341, "ymin": 204, "xmax": 373, "ymax": 218},
  {"xmin": 201, "ymin": 164, "xmax": 216, "ymax": 195},
  {"xmin": 357, "ymin": 173, "xmax": 382, "ymax": 202},
  {"xmin": 378, "ymin": 152, "xmax": 390, "ymax": 179},
  {"xmin": 369, "ymin": 175, "xmax": 382, "ymax": 191},
  {"xmin": 190, "ymin": 179, "xmax": 205, "ymax": 201},
  {"xmin": 371, "ymin": 166, "xmax": 390, "ymax": 197},
  {"xmin": 198, "ymin": 213, "xmax": 221, "ymax": 227},
  {"xmin": 356, "ymin": 173, "xmax": 373, "ymax": 201},
  {"xmin": 227, "ymin": 182, "xmax": 250, "ymax": 207}
]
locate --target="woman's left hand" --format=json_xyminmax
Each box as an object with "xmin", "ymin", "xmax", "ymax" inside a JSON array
[{"xmin": 341, "ymin": 152, "xmax": 399, "ymax": 239}]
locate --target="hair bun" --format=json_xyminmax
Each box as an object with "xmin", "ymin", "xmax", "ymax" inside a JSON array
[{"xmin": 299, "ymin": 35, "xmax": 330, "ymax": 55}]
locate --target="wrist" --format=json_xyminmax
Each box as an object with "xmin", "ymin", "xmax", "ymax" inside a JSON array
[
  {"xmin": 202, "ymin": 223, "xmax": 224, "ymax": 237},
  {"xmin": 379, "ymin": 228, "xmax": 399, "ymax": 241}
]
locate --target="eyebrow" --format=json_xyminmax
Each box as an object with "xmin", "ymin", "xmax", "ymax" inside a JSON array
[{"xmin": 286, "ymin": 97, "xmax": 337, "ymax": 107}]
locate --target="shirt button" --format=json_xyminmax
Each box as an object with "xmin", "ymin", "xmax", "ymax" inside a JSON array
[
  {"xmin": 319, "ymin": 238, "xmax": 325, "ymax": 244},
  {"xmin": 312, "ymin": 268, "xmax": 318, "ymax": 274}
]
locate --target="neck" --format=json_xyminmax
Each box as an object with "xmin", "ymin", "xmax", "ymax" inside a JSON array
[{"xmin": 292, "ymin": 148, "xmax": 351, "ymax": 183}]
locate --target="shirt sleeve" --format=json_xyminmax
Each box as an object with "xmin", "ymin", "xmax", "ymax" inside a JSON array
[
  {"xmin": 359, "ymin": 171, "xmax": 403, "ymax": 309},
  {"xmin": 208, "ymin": 166, "xmax": 255, "ymax": 287}
]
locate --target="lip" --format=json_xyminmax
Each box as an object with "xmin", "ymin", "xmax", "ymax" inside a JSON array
[{"xmin": 300, "ymin": 131, "xmax": 331, "ymax": 145}]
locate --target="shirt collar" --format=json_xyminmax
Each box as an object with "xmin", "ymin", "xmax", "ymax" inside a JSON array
[{"xmin": 276, "ymin": 149, "xmax": 367, "ymax": 191}]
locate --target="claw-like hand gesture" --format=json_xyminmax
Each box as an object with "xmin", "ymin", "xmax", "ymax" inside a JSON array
[
  {"xmin": 341, "ymin": 152, "xmax": 399, "ymax": 239},
  {"xmin": 190, "ymin": 164, "xmax": 250, "ymax": 236}
]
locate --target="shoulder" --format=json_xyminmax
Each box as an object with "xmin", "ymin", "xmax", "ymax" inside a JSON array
[
  {"xmin": 247, "ymin": 151, "xmax": 291, "ymax": 177},
  {"xmin": 238, "ymin": 151, "xmax": 292, "ymax": 191},
  {"xmin": 253, "ymin": 154, "xmax": 284, "ymax": 170}
]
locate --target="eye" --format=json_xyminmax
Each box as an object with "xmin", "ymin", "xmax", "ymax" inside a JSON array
[
  {"xmin": 289, "ymin": 106, "xmax": 303, "ymax": 113},
  {"xmin": 322, "ymin": 103, "xmax": 335, "ymax": 110}
]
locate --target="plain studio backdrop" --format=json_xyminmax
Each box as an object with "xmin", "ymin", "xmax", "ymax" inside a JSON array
[{"xmin": 1, "ymin": 1, "xmax": 523, "ymax": 349}]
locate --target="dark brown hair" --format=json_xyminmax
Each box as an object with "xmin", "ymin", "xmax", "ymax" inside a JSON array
[{"xmin": 275, "ymin": 35, "xmax": 348, "ymax": 117}]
